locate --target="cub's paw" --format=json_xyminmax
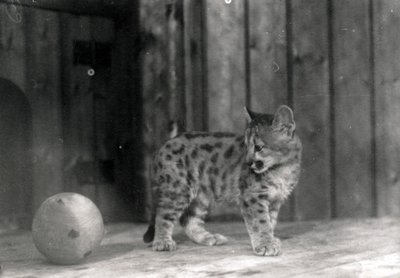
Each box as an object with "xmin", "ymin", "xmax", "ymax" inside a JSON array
[
  {"xmin": 152, "ymin": 239, "xmax": 177, "ymax": 251},
  {"xmin": 253, "ymin": 237, "xmax": 281, "ymax": 256},
  {"xmin": 201, "ymin": 233, "xmax": 228, "ymax": 246}
]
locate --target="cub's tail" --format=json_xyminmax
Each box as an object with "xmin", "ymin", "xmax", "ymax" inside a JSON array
[{"xmin": 143, "ymin": 214, "xmax": 155, "ymax": 243}]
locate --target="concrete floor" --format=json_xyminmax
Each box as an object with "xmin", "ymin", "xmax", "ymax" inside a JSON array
[{"xmin": 1, "ymin": 218, "xmax": 400, "ymax": 277}]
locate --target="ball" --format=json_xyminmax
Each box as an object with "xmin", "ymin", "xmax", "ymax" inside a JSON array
[{"xmin": 32, "ymin": 192, "xmax": 104, "ymax": 265}]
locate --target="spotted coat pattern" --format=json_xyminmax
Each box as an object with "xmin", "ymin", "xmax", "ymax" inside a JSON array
[{"xmin": 143, "ymin": 105, "xmax": 302, "ymax": 256}]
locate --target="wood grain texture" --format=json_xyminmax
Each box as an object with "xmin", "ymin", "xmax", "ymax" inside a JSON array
[
  {"xmin": 2, "ymin": 219, "xmax": 400, "ymax": 277},
  {"xmin": 167, "ymin": 0, "xmax": 186, "ymax": 126},
  {"xmin": 184, "ymin": 0, "xmax": 207, "ymax": 131},
  {"xmin": 204, "ymin": 0, "xmax": 246, "ymax": 218},
  {"xmin": 206, "ymin": 0, "xmax": 246, "ymax": 133},
  {"xmin": 374, "ymin": 0, "xmax": 400, "ymax": 216},
  {"xmin": 61, "ymin": 15, "xmax": 96, "ymax": 201},
  {"xmin": 89, "ymin": 17, "xmax": 115, "ymax": 168},
  {"xmin": 140, "ymin": 0, "xmax": 169, "ymax": 220},
  {"xmin": 140, "ymin": 0, "xmax": 186, "ymax": 149},
  {"xmin": 24, "ymin": 8, "xmax": 64, "ymax": 211},
  {"xmin": 140, "ymin": 0, "xmax": 187, "ymax": 219},
  {"xmin": 2, "ymin": 0, "xmax": 398, "ymax": 223},
  {"xmin": 0, "ymin": 3, "xmax": 26, "ymax": 89},
  {"xmin": 247, "ymin": 0, "xmax": 295, "ymax": 222},
  {"xmin": 89, "ymin": 18, "xmax": 130, "ymax": 222},
  {"xmin": 291, "ymin": 0, "xmax": 331, "ymax": 220},
  {"xmin": 248, "ymin": 0, "xmax": 287, "ymax": 114},
  {"xmin": 332, "ymin": 0, "xmax": 374, "ymax": 217},
  {"xmin": 60, "ymin": 15, "xmax": 131, "ymax": 222}
]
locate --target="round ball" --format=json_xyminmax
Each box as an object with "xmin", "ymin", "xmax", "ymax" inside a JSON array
[{"xmin": 32, "ymin": 192, "xmax": 104, "ymax": 265}]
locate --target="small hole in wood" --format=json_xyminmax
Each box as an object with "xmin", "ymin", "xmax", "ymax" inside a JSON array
[{"xmin": 88, "ymin": 69, "xmax": 95, "ymax": 76}]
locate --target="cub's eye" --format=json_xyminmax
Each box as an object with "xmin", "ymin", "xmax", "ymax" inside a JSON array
[{"xmin": 254, "ymin": 145, "xmax": 264, "ymax": 152}]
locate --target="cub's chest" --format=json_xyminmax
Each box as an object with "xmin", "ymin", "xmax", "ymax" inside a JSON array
[{"xmin": 246, "ymin": 164, "xmax": 300, "ymax": 201}]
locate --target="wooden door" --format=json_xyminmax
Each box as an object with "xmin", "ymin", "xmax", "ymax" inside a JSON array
[{"xmin": 61, "ymin": 15, "xmax": 137, "ymax": 222}]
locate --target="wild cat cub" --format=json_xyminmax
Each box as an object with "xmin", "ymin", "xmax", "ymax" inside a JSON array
[{"xmin": 143, "ymin": 105, "xmax": 302, "ymax": 256}]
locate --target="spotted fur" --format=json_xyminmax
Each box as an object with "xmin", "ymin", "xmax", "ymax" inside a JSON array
[{"xmin": 143, "ymin": 105, "xmax": 302, "ymax": 256}]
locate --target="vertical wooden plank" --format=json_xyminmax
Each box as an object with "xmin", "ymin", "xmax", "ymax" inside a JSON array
[
  {"xmin": 59, "ymin": 12, "xmax": 74, "ymax": 196},
  {"xmin": 247, "ymin": 0, "xmax": 293, "ymax": 221},
  {"xmin": 112, "ymin": 7, "xmax": 147, "ymax": 221},
  {"xmin": 61, "ymin": 15, "xmax": 97, "ymax": 202},
  {"xmin": 61, "ymin": 15, "xmax": 131, "ymax": 222},
  {"xmin": 24, "ymin": 8, "xmax": 64, "ymax": 211},
  {"xmin": 167, "ymin": 1, "xmax": 186, "ymax": 126},
  {"xmin": 206, "ymin": 0, "xmax": 246, "ymax": 133},
  {"xmin": 72, "ymin": 17, "xmax": 94, "ymax": 204},
  {"xmin": 140, "ymin": 0, "xmax": 186, "ymax": 147},
  {"xmin": 140, "ymin": 1, "xmax": 166, "ymax": 221},
  {"xmin": 122, "ymin": 1, "xmax": 149, "ymax": 221},
  {"xmin": 89, "ymin": 17, "xmax": 115, "ymax": 170},
  {"xmin": 0, "ymin": 3, "xmax": 26, "ymax": 89},
  {"xmin": 332, "ymin": 0, "xmax": 373, "ymax": 217},
  {"xmin": 374, "ymin": 1, "xmax": 400, "ymax": 216},
  {"xmin": 140, "ymin": 0, "xmax": 186, "ymax": 219},
  {"xmin": 184, "ymin": 0, "xmax": 207, "ymax": 131},
  {"xmin": 204, "ymin": 0, "xmax": 245, "ymax": 218},
  {"xmin": 290, "ymin": 0, "xmax": 331, "ymax": 220},
  {"xmin": 89, "ymin": 17, "xmax": 124, "ymax": 222},
  {"xmin": 140, "ymin": 1, "xmax": 169, "ymax": 152},
  {"xmin": 90, "ymin": 17, "xmax": 138, "ymax": 222},
  {"xmin": 248, "ymin": 0, "xmax": 287, "ymax": 114}
]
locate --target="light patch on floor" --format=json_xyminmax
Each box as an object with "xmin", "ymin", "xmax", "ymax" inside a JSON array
[{"xmin": 1, "ymin": 218, "xmax": 399, "ymax": 277}]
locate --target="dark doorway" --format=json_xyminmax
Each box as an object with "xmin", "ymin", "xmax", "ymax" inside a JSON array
[{"xmin": 0, "ymin": 78, "xmax": 33, "ymax": 229}]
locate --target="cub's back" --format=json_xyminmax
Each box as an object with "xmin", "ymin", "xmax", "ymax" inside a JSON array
[{"xmin": 152, "ymin": 132, "xmax": 246, "ymax": 199}]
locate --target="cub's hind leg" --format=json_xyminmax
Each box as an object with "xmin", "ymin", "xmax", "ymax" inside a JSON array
[
  {"xmin": 180, "ymin": 191, "xmax": 228, "ymax": 246},
  {"xmin": 152, "ymin": 181, "xmax": 191, "ymax": 251}
]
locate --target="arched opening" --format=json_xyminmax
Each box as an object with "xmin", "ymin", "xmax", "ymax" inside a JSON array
[{"xmin": 0, "ymin": 78, "xmax": 33, "ymax": 229}]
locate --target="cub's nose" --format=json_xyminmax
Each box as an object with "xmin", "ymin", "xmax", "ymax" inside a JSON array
[
  {"xmin": 254, "ymin": 160, "xmax": 264, "ymax": 170},
  {"xmin": 247, "ymin": 160, "xmax": 264, "ymax": 170}
]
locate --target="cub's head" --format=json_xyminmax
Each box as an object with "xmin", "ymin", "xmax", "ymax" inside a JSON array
[{"xmin": 244, "ymin": 105, "xmax": 299, "ymax": 174}]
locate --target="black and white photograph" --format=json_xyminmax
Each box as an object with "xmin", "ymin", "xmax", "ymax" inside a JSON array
[{"xmin": 0, "ymin": 0, "xmax": 399, "ymax": 277}]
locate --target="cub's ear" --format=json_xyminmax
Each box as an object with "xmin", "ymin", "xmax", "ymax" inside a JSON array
[
  {"xmin": 244, "ymin": 107, "xmax": 253, "ymax": 123},
  {"xmin": 244, "ymin": 107, "xmax": 261, "ymax": 123},
  {"xmin": 272, "ymin": 105, "xmax": 296, "ymax": 137}
]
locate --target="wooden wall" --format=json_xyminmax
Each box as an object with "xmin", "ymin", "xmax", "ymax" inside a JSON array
[
  {"xmin": 0, "ymin": 2, "xmax": 140, "ymax": 227},
  {"xmin": 2, "ymin": 0, "xmax": 400, "ymax": 228},
  {"xmin": 139, "ymin": 0, "xmax": 400, "ymax": 221}
]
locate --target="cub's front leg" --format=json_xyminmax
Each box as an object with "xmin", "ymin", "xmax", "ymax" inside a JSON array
[{"xmin": 240, "ymin": 193, "xmax": 282, "ymax": 256}]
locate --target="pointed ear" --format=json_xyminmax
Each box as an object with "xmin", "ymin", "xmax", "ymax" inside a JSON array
[
  {"xmin": 244, "ymin": 107, "xmax": 253, "ymax": 124},
  {"xmin": 272, "ymin": 105, "xmax": 296, "ymax": 136},
  {"xmin": 244, "ymin": 107, "xmax": 261, "ymax": 123}
]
